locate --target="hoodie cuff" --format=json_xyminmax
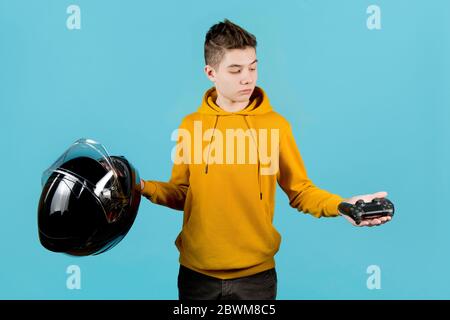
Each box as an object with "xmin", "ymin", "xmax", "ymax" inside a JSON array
[
  {"xmin": 141, "ymin": 180, "xmax": 157, "ymax": 200},
  {"xmin": 325, "ymin": 195, "xmax": 345, "ymax": 217}
]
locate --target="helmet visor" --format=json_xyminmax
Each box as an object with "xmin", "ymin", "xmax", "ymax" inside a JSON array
[{"xmin": 41, "ymin": 138, "xmax": 128, "ymax": 223}]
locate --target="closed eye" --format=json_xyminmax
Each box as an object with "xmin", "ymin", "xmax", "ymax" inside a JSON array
[{"xmin": 229, "ymin": 67, "xmax": 257, "ymax": 74}]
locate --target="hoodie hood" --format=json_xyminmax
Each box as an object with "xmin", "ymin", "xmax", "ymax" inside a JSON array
[
  {"xmin": 198, "ymin": 87, "xmax": 272, "ymax": 200},
  {"xmin": 198, "ymin": 86, "xmax": 273, "ymax": 116},
  {"xmin": 197, "ymin": 86, "xmax": 273, "ymax": 200}
]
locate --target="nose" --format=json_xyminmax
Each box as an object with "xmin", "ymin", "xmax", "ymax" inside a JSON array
[
  {"xmin": 240, "ymin": 67, "xmax": 255, "ymax": 85},
  {"xmin": 240, "ymin": 76, "xmax": 253, "ymax": 85}
]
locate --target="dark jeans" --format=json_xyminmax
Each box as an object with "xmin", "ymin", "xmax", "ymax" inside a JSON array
[{"xmin": 177, "ymin": 264, "xmax": 277, "ymax": 300}]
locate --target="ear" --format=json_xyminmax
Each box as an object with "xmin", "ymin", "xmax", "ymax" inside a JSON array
[{"xmin": 204, "ymin": 65, "xmax": 216, "ymax": 83}]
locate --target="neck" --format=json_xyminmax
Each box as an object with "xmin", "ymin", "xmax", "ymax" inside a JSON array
[{"xmin": 215, "ymin": 92, "xmax": 249, "ymax": 113}]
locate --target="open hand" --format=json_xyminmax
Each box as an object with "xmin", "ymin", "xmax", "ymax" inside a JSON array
[{"xmin": 340, "ymin": 191, "xmax": 392, "ymax": 227}]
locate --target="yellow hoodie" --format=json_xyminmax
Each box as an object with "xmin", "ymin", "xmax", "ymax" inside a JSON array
[{"xmin": 141, "ymin": 86, "xmax": 344, "ymax": 279}]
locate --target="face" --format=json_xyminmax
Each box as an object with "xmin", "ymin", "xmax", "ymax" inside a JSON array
[{"xmin": 204, "ymin": 47, "xmax": 258, "ymax": 103}]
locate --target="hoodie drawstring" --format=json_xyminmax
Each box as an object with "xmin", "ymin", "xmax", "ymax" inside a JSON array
[
  {"xmin": 204, "ymin": 114, "xmax": 263, "ymax": 201},
  {"xmin": 244, "ymin": 115, "xmax": 263, "ymax": 200},
  {"xmin": 204, "ymin": 115, "xmax": 219, "ymax": 174}
]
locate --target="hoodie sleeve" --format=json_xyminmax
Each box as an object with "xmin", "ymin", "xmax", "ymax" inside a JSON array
[
  {"xmin": 141, "ymin": 119, "xmax": 190, "ymax": 211},
  {"xmin": 277, "ymin": 122, "xmax": 343, "ymax": 218}
]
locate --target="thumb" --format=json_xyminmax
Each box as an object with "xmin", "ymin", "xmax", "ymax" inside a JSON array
[{"xmin": 372, "ymin": 191, "xmax": 388, "ymax": 198}]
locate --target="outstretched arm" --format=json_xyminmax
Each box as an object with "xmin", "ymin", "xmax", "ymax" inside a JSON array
[
  {"xmin": 277, "ymin": 123, "xmax": 392, "ymax": 226},
  {"xmin": 277, "ymin": 123, "xmax": 343, "ymax": 218},
  {"xmin": 140, "ymin": 162, "xmax": 189, "ymax": 211},
  {"xmin": 140, "ymin": 118, "xmax": 190, "ymax": 211}
]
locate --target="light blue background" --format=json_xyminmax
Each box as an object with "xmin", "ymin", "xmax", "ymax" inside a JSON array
[{"xmin": 1, "ymin": 0, "xmax": 449, "ymax": 299}]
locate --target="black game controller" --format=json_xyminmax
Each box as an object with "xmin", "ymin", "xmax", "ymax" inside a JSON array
[{"xmin": 338, "ymin": 198, "xmax": 395, "ymax": 225}]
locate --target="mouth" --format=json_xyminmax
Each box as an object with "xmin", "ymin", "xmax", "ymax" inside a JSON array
[{"xmin": 238, "ymin": 89, "xmax": 253, "ymax": 95}]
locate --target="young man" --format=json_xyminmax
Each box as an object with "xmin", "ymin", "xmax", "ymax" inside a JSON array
[{"xmin": 140, "ymin": 19, "xmax": 391, "ymax": 300}]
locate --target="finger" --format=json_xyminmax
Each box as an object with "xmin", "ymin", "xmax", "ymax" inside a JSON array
[
  {"xmin": 372, "ymin": 218, "xmax": 382, "ymax": 225},
  {"xmin": 361, "ymin": 191, "xmax": 389, "ymax": 203},
  {"xmin": 368, "ymin": 218, "xmax": 382, "ymax": 226},
  {"xmin": 372, "ymin": 191, "xmax": 388, "ymax": 199},
  {"xmin": 354, "ymin": 195, "xmax": 373, "ymax": 202},
  {"xmin": 380, "ymin": 216, "xmax": 393, "ymax": 223},
  {"xmin": 358, "ymin": 220, "xmax": 369, "ymax": 227}
]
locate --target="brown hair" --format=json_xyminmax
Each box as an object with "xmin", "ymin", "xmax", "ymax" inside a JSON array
[{"xmin": 204, "ymin": 19, "xmax": 257, "ymax": 69}]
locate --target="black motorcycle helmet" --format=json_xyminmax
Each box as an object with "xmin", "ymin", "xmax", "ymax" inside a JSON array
[{"xmin": 37, "ymin": 138, "xmax": 141, "ymax": 256}]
